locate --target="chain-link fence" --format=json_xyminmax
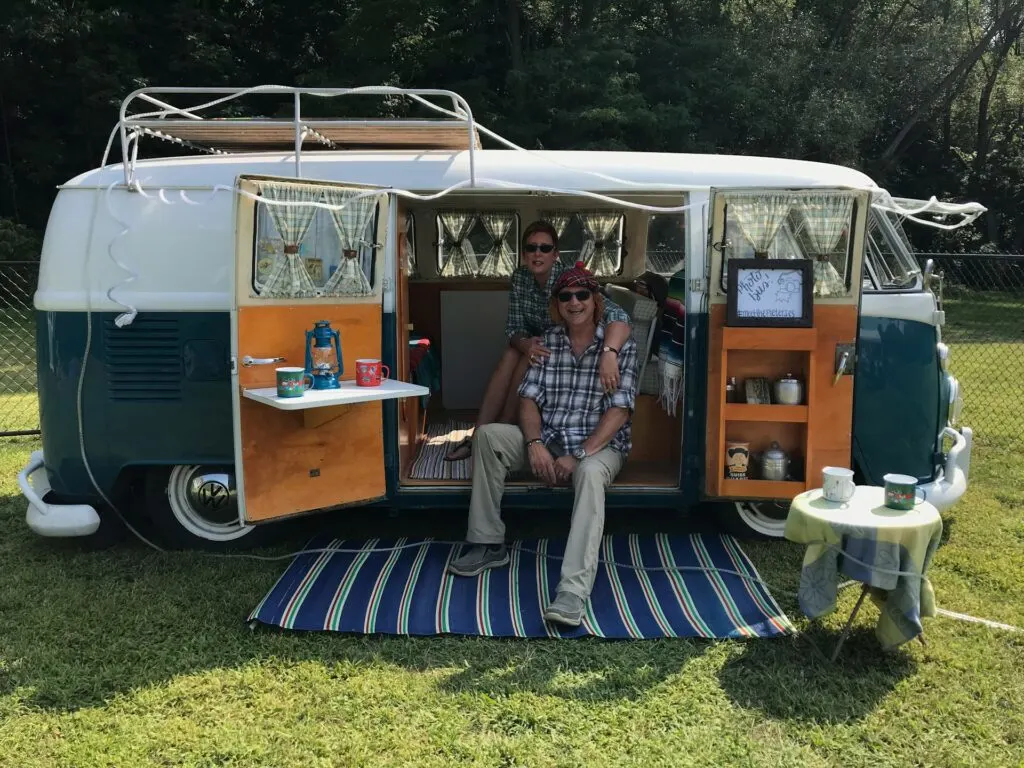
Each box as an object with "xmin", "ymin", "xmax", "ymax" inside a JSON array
[
  {"xmin": 917, "ymin": 252, "xmax": 1024, "ymax": 452},
  {"xmin": 0, "ymin": 261, "xmax": 39, "ymax": 436}
]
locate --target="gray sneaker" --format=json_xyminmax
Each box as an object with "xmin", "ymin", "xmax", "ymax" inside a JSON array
[
  {"xmin": 543, "ymin": 591, "xmax": 586, "ymax": 627},
  {"xmin": 447, "ymin": 543, "xmax": 509, "ymax": 577}
]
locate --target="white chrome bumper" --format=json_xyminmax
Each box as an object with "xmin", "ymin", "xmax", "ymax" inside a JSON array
[
  {"xmin": 18, "ymin": 450, "xmax": 101, "ymax": 537},
  {"xmin": 920, "ymin": 426, "xmax": 973, "ymax": 513}
]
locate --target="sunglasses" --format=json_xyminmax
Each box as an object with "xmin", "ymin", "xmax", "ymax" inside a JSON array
[
  {"xmin": 557, "ymin": 289, "xmax": 592, "ymax": 303},
  {"xmin": 524, "ymin": 243, "xmax": 555, "ymax": 254}
]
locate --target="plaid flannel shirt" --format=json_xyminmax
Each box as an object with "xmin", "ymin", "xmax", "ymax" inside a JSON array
[
  {"xmin": 517, "ymin": 323, "xmax": 638, "ymax": 454},
  {"xmin": 505, "ymin": 261, "xmax": 631, "ymax": 340}
]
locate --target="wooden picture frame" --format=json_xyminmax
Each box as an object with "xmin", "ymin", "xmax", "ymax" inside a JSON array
[{"xmin": 726, "ymin": 258, "xmax": 814, "ymax": 328}]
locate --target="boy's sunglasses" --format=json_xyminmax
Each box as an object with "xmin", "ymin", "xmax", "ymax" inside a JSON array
[
  {"xmin": 524, "ymin": 243, "xmax": 555, "ymax": 253},
  {"xmin": 557, "ymin": 289, "xmax": 592, "ymax": 303}
]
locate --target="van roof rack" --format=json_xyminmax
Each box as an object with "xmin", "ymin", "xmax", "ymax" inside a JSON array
[{"xmin": 108, "ymin": 85, "xmax": 482, "ymax": 186}]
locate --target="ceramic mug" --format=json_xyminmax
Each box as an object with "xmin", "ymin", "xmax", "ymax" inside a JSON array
[
  {"xmin": 725, "ymin": 441, "xmax": 750, "ymax": 479},
  {"xmin": 355, "ymin": 358, "xmax": 390, "ymax": 387},
  {"xmin": 276, "ymin": 367, "xmax": 312, "ymax": 398},
  {"xmin": 822, "ymin": 466, "xmax": 855, "ymax": 503},
  {"xmin": 883, "ymin": 473, "xmax": 926, "ymax": 510}
]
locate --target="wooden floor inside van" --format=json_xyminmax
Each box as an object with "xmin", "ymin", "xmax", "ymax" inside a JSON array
[{"xmin": 399, "ymin": 395, "xmax": 682, "ymax": 488}]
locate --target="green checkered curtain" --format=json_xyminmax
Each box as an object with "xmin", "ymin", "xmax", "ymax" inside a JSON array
[
  {"xmin": 579, "ymin": 212, "xmax": 621, "ymax": 275},
  {"xmin": 539, "ymin": 211, "xmax": 573, "ymax": 267},
  {"xmin": 729, "ymin": 194, "xmax": 796, "ymax": 259},
  {"xmin": 799, "ymin": 193, "xmax": 854, "ymax": 297},
  {"xmin": 401, "ymin": 212, "xmax": 417, "ymax": 277},
  {"xmin": 322, "ymin": 188, "xmax": 379, "ymax": 297},
  {"xmin": 477, "ymin": 212, "xmax": 517, "ymax": 277},
  {"xmin": 438, "ymin": 212, "xmax": 477, "ymax": 277},
  {"xmin": 257, "ymin": 181, "xmax": 320, "ymax": 298}
]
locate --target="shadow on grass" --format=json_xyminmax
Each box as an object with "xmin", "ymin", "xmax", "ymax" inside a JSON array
[
  {"xmin": 718, "ymin": 623, "xmax": 917, "ymax": 722},
  {"xmin": 0, "ymin": 496, "xmax": 907, "ymax": 716}
]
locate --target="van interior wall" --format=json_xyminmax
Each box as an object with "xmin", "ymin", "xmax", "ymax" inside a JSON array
[{"xmin": 398, "ymin": 193, "xmax": 685, "ymax": 487}]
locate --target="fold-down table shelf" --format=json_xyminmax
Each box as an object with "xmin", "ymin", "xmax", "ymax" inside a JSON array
[{"xmin": 243, "ymin": 380, "xmax": 429, "ymax": 411}]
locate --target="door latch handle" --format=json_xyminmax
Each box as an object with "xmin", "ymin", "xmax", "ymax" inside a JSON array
[
  {"xmin": 833, "ymin": 350, "xmax": 851, "ymax": 386},
  {"xmin": 242, "ymin": 355, "xmax": 285, "ymax": 367}
]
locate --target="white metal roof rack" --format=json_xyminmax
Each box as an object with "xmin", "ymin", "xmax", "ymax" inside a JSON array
[{"xmin": 107, "ymin": 85, "xmax": 483, "ymax": 186}]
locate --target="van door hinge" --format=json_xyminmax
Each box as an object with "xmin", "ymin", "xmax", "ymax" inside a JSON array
[
  {"xmin": 689, "ymin": 278, "xmax": 707, "ymax": 293},
  {"xmin": 229, "ymin": 356, "xmax": 237, "ymax": 375},
  {"xmin": 932, "ymin": 309, "xmax": 946, "ymax": 326}
]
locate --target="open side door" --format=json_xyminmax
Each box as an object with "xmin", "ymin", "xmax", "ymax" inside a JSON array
[
  {"xmin": 703, "ymin": 186, "xmax": 869, "ymax": 500},
  {"xmin": 230, "ymin": 175, "xmax": 417, "ymax": 524}
]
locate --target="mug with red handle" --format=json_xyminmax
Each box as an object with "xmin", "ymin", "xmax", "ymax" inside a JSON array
[{"xmin": 355, "ymin": 358, "xmax": 390, "ymax": 387}]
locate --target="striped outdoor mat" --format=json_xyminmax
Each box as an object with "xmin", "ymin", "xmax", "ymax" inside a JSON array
[{"xmin": 247, "ymin": 533, "xmax": 795, "ymax": 639}]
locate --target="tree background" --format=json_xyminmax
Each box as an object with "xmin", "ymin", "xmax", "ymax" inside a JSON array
[{"xmin": 1, "ymin": 0, "xmax": 1022, "ymax": 257}]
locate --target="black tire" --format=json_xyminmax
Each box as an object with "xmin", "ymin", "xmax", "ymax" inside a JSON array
[{"xmin": 143, "ymin": 464, "xmax": 269, "ymax": 550}]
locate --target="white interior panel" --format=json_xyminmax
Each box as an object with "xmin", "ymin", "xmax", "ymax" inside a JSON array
[{"xmin": 440, "ymin": 290, "xmax": 510, "ymax": 410}]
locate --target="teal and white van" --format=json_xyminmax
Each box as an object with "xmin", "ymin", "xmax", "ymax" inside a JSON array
[{"xmin": 18, "ymin": 86, "xmax": 977, "ymax": 548}]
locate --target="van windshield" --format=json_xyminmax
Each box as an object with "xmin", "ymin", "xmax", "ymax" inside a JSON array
[{"xmin": 864, "ymin": 210, "xmax": 921, "ymax": 291}]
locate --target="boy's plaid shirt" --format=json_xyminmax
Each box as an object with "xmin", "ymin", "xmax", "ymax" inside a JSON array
[
  {"xmin": 505, "ymin": 262, "xmax": 630, "ymax": 339},
  {"xmin": 518, "ymin": 323, "xmax": 638, "ymax": 455}
]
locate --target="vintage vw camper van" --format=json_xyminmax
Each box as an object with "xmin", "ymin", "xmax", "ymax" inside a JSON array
[{"xmin": 18, "ymin": 86, "xmax": 977, "ymax": 548}]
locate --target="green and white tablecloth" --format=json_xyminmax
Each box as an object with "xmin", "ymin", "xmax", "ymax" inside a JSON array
[{"xmin": 785, "ymin": 486, "xmax": 942, "ymax": 650}]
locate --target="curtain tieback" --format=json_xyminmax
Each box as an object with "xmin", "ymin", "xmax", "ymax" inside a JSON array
[
  {"xmin": 284, "ymin": 244, "xmax": 300, "ymax": 254},
  {"xmin": 343, "ymin": 249, "xmax": 358, "ymax": 260}
]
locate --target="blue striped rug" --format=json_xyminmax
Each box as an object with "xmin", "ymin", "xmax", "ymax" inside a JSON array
[{"xmin": 247, "ymin": 533, "xmax": 795, "ymax": 639}]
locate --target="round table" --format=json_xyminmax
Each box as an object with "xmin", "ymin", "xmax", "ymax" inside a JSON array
[{"xmin": 785, "ymin": 485, "xmax": 942, "ymax": 658}]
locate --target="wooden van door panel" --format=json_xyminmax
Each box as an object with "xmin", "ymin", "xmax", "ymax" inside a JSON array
[
  {"xmin": 236, "ymin": 303, "xmax": 385, "ymax": 522},
  {"xmin": 232, "ymin": 176, "xmax": 393, "ymax": 524},
  {"xmin": 703, "ymin": 187, "xmax": 868, "ymax": 500}
]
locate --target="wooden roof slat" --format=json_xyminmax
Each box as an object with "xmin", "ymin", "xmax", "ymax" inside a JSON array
[{"xmin": 136, "ymin": 119, "xmax": 481, "ymax": 152}]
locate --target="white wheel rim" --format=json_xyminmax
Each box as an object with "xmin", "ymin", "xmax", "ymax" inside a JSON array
[
  {"xmin": 734, "ymin": 501, "xmax": 787, "ymax": 538},
  {"xmin": 166, "ymin": 465, "xmax": 253, "ymax": 542}
]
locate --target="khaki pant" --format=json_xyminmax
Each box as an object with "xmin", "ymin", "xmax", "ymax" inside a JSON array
[{"xmin": 467, "ymin": 423, "xmax": 627, "ymax": 600}]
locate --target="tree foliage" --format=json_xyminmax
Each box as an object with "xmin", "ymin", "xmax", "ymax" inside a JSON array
[{"xmin": 1, "ymin": 0, "xmax": 1022, "ymax": 252}]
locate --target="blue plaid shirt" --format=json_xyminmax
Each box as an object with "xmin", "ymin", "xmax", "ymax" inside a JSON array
[
  {"xmin": 518, "ymin": 323, "xmax": 638, "ymax": 454},
  {"xmin": 505, "ymin": 261, "xmax": 631, "ymax": 340}
]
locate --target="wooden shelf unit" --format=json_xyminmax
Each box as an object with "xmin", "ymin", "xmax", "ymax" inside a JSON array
[{"xmin": 710, "ymin": 325, "xmax": 817, "ymax": 500}]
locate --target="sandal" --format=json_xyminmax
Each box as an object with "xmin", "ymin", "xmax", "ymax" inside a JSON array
[{"xmin": 444, "ymin": 435, "xmax": 473, "ymax": 462}]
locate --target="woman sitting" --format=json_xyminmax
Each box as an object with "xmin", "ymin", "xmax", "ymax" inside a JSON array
[{"xmin": 445, "ymin": 220, "xmax": 633, "ymax": 461}]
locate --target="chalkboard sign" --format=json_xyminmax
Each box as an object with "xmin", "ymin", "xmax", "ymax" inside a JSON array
[{"xmin": 726, "ymin": 258, "xmax": 813, "ymax": 327}]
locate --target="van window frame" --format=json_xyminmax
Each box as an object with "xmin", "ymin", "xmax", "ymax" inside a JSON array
[{"xmin": 862, "ymin": 209, "xmax": 923, "ymax": 293}]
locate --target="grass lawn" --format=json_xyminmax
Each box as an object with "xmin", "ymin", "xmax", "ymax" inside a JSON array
[{"xmin": 0, "ymin": 436, "xmax": 1022, "ymax": 766}]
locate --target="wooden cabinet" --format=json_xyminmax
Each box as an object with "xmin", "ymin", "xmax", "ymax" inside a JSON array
[{"xmin": 706, "ymin": 305, "xmax": 857, "ymax": 500}]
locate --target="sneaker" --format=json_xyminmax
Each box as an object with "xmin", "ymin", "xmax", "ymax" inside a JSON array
[
  {"xmin": 447, "ymin": 543, "xmax": 509, "ymax": 577},
  {"xmin": 543, "ymin": 591, "xmax": 586, "ymax": 627}
]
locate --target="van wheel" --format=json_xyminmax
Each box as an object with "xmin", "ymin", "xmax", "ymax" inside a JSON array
[
  {"xmin": 144, "ymin": 465, "xmax": 263, "ymax": 550},
  {"xmin": 723, "ymin": 501, "xmax": 788, "ymax": 540}
]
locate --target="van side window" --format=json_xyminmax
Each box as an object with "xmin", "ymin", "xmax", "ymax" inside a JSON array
[
  {"xmin": 645, "ymin": 213, "xmax": 687, "ymax": 276},
  {"xmin": 538, "ymin": 210, "xmax": 625, "ymax": 277},
  {"xmin": 721, "ymin": 191, "xmax": 856, "ymax": 297},
  {"xmin": 253, "ymin": 187, "xmax": 379, "ymax": 298},
  {"xmin": 863, "ymin": 210, "xmax": 922, "ymax": 291},
  {"xmin": 436, "ymin": 211, "xmax": 520, "ymax": 278}
]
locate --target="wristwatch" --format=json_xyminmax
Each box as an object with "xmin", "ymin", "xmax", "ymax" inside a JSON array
[
  {"xmin": 572, "ymin": 446, "xmax": 588, "ymax": 461},
  {"xmin": 525, "ymin": 438, "xmax": 544, "ymax": 449},
  {"xmin": 601, "ymin": 345, "xmax": 619, "ymax": 356}
]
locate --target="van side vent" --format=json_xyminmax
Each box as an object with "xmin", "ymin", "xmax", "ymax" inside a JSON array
[{"xmin": 104, "ymin": 317, "xmax": 183, "ymax": 401}]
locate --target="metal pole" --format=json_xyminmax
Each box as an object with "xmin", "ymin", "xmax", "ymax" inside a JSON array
[{"xmin": 294, "ymin": 92, "xmax": 302, "ymax": 178}]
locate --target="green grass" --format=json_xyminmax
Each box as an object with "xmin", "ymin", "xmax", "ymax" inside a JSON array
[{"xmin": 0, "ymin": 432, "xmax": 1022, "ymax": 766}]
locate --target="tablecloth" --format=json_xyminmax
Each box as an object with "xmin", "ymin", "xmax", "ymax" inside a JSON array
[{"xmin": 785, "ymin": 485, "xmax": 942, "ymax": 650}]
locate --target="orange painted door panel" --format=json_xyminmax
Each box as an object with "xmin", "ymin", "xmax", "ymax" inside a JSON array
[{"xmin": 232, "ymin": 176, "xmax": 390, "ymax": 523}]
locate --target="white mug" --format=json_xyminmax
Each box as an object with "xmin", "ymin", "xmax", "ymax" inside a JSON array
[{"xmin": 822, "ymin": 466, "xmax": 855, "ymax": 503}]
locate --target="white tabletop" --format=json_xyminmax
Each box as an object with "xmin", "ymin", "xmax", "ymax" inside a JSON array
[
  {"xmin": 243, "ymin": 379, "xmax": 429, "ymax": 411},
  {"xmin": 791, "ymin": 485, "xmax": 940, "ymax": 529}
]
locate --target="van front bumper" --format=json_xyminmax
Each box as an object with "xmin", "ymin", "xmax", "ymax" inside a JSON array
[
  {"xmin": 18, "ymin": 450, "xmax": 101, "ymax": 537},
  {"xmin": 920, "ymin": 426, "xmax": 973, "ymax": 513}
]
